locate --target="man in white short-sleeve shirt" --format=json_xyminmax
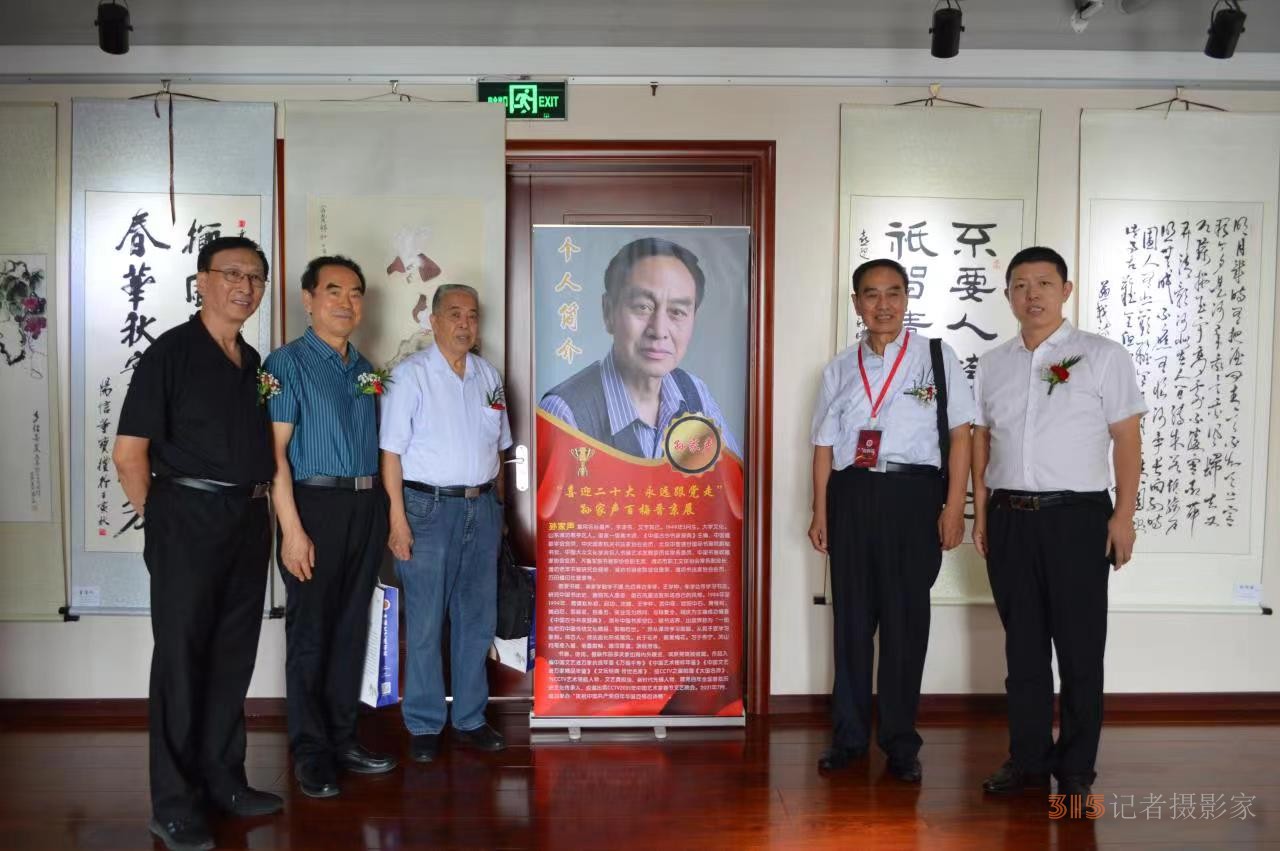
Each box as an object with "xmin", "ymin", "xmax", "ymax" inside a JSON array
[
  {"xmin": 380, "ymin": 284, "xmax": 512, "ymax": 762},
  {"xmin": 808, "ymin": 258, "xmax": 975, "ymax": 784},
  {"xmin": 972, "ymin": 246, "xmax": 1145, "ymax": 806}
]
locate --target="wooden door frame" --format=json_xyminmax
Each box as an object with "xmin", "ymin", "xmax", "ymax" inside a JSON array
[{"xmin": 505, "ymin": 140, "xmax": 776, "ymax": 715}]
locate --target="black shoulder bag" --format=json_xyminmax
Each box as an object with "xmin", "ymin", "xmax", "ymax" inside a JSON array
[
  {"xmin": 930, "ymin": 337, "xmax": 950, "ymax": 484},
  {"xmin": 495, "ymin": 535, "xmax": 534, "ymax": 640}
]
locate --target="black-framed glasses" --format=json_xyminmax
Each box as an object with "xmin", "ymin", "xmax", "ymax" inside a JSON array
[{"xmin": 209, "ymin": 267, "xmax": 268, "ymax": 289}]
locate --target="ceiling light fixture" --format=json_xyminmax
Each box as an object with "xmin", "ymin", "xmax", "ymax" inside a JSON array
[
  {"xmin": 95, "ymin": 0, "xmax": 132, "ymax": 55},
  {"xmin": 930, "ymin": 0, "xmax": 964, "ymax": 59},
  {"xmin": 1204, "ymin": 0, "xmax": 1246, "ymax": 60}
]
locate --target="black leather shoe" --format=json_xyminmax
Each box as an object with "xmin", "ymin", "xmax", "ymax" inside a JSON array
[
  {"xmin": 337, "ymin": 743, "xmax": 398, "ymax": 775},
  {"xmin": 294, "ymin": 763, "xmax": 341, "ymax": 799},
  {"xmin": 982, "ymin": 759, "xmax": 1050, "ymax": 794},
  {"xmin": 1059, "ymin": 776, "xmax": 1094, "ymax": 799},
  {"xmin": 888, "ymin": 756, "xmax": 923, "ymax": 783},
  {"xmin": 148, "ymin": 817, "xmax": 215, "ymax": 851},
  {"xmin": 410, "ymin": 733, "xmax": 440, "ymax": 763},
  {"xmin": 453, "ymin": 723, "xmax": 506, "ymax": 752},
  {"xmin": 214, "ymin": 786, "xmax": 284, "ymax": 817},
  {"xmin": 817, "ymin": 746, "xmax": 866, "ymax": 772}
]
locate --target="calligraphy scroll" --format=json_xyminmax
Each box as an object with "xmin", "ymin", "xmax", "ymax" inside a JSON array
[
  {"xmin": 1088, "ymin": 201, "xmax": 1262, "ymax": 554},
  {"xmin": 0, "ymin": 102, "xmax": 63, "ymax": 621},
  {"xmin": 839, "ymin": 105, "xmax": 1041, "ymax": 604},
  {"xmin": 1079, "ymin": 110, "xmax": 1278, "ymax": 610},
  {"xmin": 69, "ymin": 98, "xmax": 275, "ymax": 613},
  {"xmin": 531, "ymin": 226, "xmax": 749, "ymax": 725},
  {"xmin": 846, "ymin": 196, "xmax": 1023, "ymax": 374},
  {"xmin": 0, "ymin": 254, "xmax": 52, "ymax": 524},
  {"xmin": 82, "ymin": 192, "xmax": 262, "ymax": 553}
]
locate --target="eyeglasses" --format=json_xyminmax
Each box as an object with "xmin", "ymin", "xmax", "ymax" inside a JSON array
[{"xmin": 208, "ymin": 267, "xmax": 268, "ymax": 289}]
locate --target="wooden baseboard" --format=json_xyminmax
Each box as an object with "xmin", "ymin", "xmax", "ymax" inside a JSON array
[
  {"xmin": 3, "ymin": 693, "xmax": 1278, "ymax": 729},
  {"xmin": 0, "ymin": 698, "xmax": 289, "ymax": 729},
  {"xmin": 767, "ymin": 692, "xmax": 1280, "ymax": 724},
  {"xmin": 0, "ymin": 695, "xmax": 533, "ymax": 730},
  {"xmin": 768, "ymin": 693, "xmax": 1007, "ymax": 722}
]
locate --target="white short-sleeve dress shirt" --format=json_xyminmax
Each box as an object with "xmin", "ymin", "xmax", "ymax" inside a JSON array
[
  {"xmin": 379, "ymin": 343, "xmax": 514, "ymax": 487},
  {"xmin": 975, "ymin": 320, "xmax": 1146, "ymax": 492},
  {"xmin": 811, "ymin": 328, "xmax": 976, "ymax": 472}
]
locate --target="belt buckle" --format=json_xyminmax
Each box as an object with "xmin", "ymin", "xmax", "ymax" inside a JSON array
[
  {"xmin": 354, "ymin": 475, "xmax": 373, "ymax": 491},
  {"xmin": 464, "ymin": 486, "xmax": 480, "ymax": 499},
  {"xmin": 252, "ymin": 483, "xmax": 271, "ymax": 499},
  {"xmin": 1009, "ymin": 494, "xmax": 1040, "ymax": 511}
]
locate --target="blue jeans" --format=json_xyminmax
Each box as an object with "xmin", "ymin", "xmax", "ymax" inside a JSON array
[{"xmin": 396, "ymin": 487, "xmax": 501, "ymax": 735}]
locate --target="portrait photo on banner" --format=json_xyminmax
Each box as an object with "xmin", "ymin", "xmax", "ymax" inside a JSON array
[
  {"xmin": 532, "ymin": 225, "xmax": 751, "ymax": 459},
  {"xmin": 529, "ymin": 225, "xmax": 751, "ymax": 722}
]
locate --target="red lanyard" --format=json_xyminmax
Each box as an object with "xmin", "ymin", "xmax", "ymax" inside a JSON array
[{"xmin": 857, "ymin": 330, "xmax": 910, "ymax": 426}]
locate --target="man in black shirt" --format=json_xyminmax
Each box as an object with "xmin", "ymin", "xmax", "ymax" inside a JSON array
[{"xmin": 114, "ymin": 236, "xmax": 280, "ymax": 851}]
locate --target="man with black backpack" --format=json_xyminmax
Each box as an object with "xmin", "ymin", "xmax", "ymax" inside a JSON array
[{"xmin": 808, "ymin": 258, "xmax": 974, "ymax": 783}]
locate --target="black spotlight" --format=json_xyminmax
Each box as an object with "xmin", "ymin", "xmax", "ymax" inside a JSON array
[
  {"xmin": 1205, "ymin": 1, "xmax": 1246, "ymax": 60},
  {"xmin": 930, "ymin": 1, "xmax": 964, "ymax": 60},
  {"xmin": 95, "ymin": 0, "xmax": 132, "ymax": 56}
]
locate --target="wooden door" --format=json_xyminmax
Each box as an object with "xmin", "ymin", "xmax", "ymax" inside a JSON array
[{"xmin": 493, "ymin": 142, "xmax": 775, "ymax": 712}]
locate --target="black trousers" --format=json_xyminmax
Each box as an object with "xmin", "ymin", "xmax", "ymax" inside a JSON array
[
  {"xmin": 279, "ymin": 486, "xmax": 388, "ymax": 772},
  {"xmin": 143, "ymin": 479, "xmax": 271, "ymax": 821},
  {"xmin": 986, "ymin": 494, "xmax": 1111, "ymax": 783},
  {"xmin": 827, "ymin": 467, "xmax": 944, "ymax": 760}
]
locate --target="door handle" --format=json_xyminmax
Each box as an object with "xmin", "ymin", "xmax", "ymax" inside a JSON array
[{"xmin": 504, "ymin": 444, "xmax": 530, "ymax": 493}]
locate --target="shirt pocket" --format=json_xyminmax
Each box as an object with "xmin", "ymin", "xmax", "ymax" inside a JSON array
[{"xmin": 479, "ymin": 406, "xmax": 504, "ymax": 443}]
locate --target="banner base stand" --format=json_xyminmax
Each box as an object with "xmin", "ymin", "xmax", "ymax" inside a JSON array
[{"xmin": 529, "ymin": 713, "xmax": 745, "ymax": 742}]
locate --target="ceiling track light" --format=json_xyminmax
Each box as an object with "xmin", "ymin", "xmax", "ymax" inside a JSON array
[
  {"xmin": 1204, "ymin": 0, "xmax": 1246, "ymax": 60},
  {"xmin": 930, "ymin": 0, "xmax": 964, "ymax": 59},
  {"xmin": 95, "ymin": 0, "xmax": 132, "ymax": 56}
]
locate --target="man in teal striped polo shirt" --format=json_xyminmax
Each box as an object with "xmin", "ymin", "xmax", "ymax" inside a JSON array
[{"xmin": 265, "ymin": 255, "xmax": 397, "ymax": 799}]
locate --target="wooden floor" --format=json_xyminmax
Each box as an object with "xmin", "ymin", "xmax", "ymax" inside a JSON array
[{"xmin": 2, "ymin": 707, "xmax": 1277, "ymax": 850}]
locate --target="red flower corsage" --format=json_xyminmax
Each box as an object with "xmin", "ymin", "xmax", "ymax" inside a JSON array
[{"xmin": 1043, "ymin": 355, "xmax": 1082, "ymax": 395}]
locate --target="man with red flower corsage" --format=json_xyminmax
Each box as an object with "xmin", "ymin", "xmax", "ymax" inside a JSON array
[
  {"xmin": 808, "ymin": 258, "xmax": 976, "ymax": 785},
  {"xmin": 113, "ymin": 236, "xmax": 280, "ymax": 850},
  {"xmin": 972, "ymin": 246, "xmax": 1146, "ymax": 809},
  {"xmin": 380, "ymin": 284, "xmax": 512, "ymax": 762},
  {"xmin": 264, "ymin": 255, "xmax": 398, "ymax": 800}
]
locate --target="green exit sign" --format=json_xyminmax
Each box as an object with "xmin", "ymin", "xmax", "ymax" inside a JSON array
[{"xmin": 477, "ymin": 81, "xmax": 568, "ymax": 120}]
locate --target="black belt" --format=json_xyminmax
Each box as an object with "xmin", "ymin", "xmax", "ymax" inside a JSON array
[
  {"xmin": 842, "ymin": 462, "xmax": 941, "ymax": 478},
  {"xmin": 990, "ymin": 489, "xmax": 1111, "ymax": 511},
  {"xmin": 404, "ymin": 480, "xmax": 494, "ymax": 499},
  {"xmin": 295, "ymin": 475, "xmax": 379, "ymax": 492},
  {"xmin": 168, "ymin": 477, "xmax": 270, "ymax": 499}
]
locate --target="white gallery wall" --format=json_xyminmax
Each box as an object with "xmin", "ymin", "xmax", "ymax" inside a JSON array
[{"xmin": 0, "ymin": 79, "xmax": 1278, "ymax": 699}]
